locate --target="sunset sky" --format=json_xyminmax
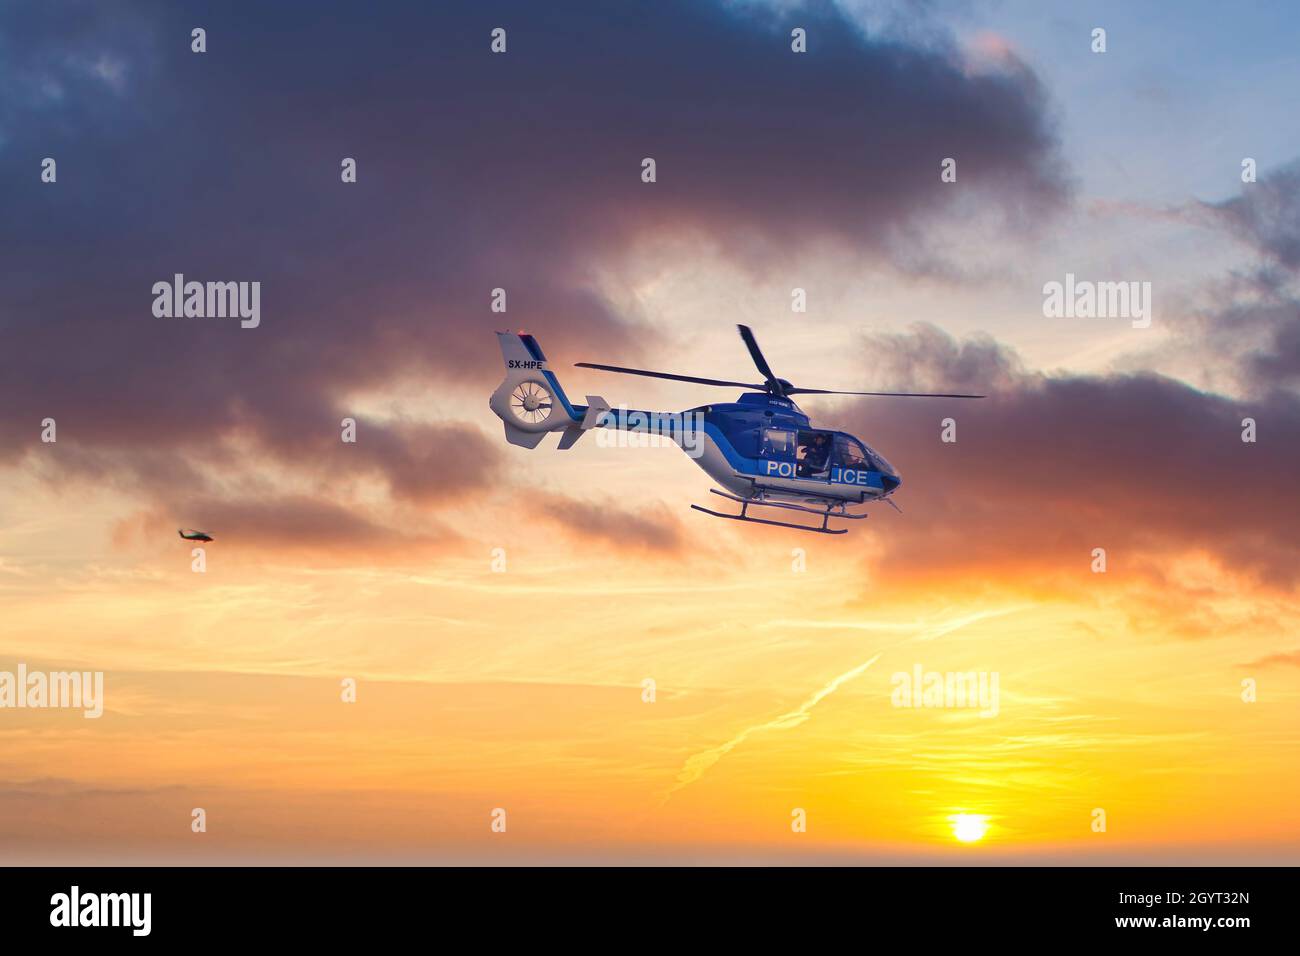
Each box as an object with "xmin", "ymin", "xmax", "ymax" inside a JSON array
[{"xmin": 2, "ymin": 0, "xmax": 1298, "ymax": 864}]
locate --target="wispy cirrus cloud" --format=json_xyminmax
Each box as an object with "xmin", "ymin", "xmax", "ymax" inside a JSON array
[{"xmin": 664, "ymin": 653, "xmax": 882, "ymax": 799}]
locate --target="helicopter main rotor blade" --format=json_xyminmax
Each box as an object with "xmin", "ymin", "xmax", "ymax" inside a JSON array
[
  {"xmin": 785, "ymin": 387, "xmax": 986, "ymax": 398},
  {"xmin": 736, "ymin": 325, "xmax": 785, "ymax": 396},
  {"xmin": 575, "ymin": 362, "xmax": 763, "ymax": 391}
]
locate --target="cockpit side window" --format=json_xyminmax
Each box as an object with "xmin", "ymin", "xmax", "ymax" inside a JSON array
[{"xmin": 761, "ymin": 428, "xmax": 796, "ymax": 458}]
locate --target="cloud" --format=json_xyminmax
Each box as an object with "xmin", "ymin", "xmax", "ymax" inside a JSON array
[
  {"xmin": 1241, "ymin": 650, "xmax": 1300, "ymax": 669},
  {"xmin": 1088, "ymin": 163, "xmax": 1300, "ymax": 396},
  {"xmin": 836, "ymin": 164, "xmax": 1300, "ymax": 598},
  {"xmin": 835, "ymin": 323, "xmax": 1300, "ymax": 594},
  {"xmin": 0, "ymin": 0, "xmax": 1068, "ymax": 545},
  {"xmin": 112, "ymin": 495, "xmax": 458, "ymax": 559},
  {"xmin": 536, "ymin": 492, "xmax": 685, "ymax": 554},
  {"xmin": 1199, "ymin": 161, "xmax": 1300, "ymax": 270},
  {"xmin": 1161, "ymin": 161, "xmax": 1300, "ymax": 393}
]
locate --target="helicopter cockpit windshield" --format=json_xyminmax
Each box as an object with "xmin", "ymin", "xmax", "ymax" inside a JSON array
[
  {"xmin": 833, "ymin": 435, "xmax": 868, "ymax": 469},
  {"xmin": 832, "ymin": 434, "xmax": 897, "ymax": 476}
]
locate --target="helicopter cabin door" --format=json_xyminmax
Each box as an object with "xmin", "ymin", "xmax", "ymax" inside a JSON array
[
  {"xmin": 795, "ymin": 429, "xmax": 835, "ymax": 480},
  {"xmin": 759, "ymin": 427, "xmax": 798, "ymax": 478}
]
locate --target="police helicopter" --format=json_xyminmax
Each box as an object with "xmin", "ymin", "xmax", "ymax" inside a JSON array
[{"xmin": 489, "ymin": 325, "xmax": 982, "ymax": 534}]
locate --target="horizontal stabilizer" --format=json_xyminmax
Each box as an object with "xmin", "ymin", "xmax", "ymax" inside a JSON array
[
  {"xmin": 502, "ymin": 422, "xmax": 548, "ymax": 449},
  {"xmin": 580, "ymin": 395, "xmax": 611, "ymax": 429},
  {"xmin": 557, "ymin": 425, "xmax": 585, "ymax": 450}
]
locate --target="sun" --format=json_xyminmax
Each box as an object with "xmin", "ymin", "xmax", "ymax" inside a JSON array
[{"xmin": 950, "ymin": 813, "xmax": 990, "ymax": 843}]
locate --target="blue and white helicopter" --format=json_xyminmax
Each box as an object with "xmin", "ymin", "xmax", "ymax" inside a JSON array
[{"xmin": 489, "ymin": 325, "xmax": 982, "ymax": 534}]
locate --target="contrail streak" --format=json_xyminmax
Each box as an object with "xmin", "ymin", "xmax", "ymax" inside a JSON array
[
  {"xmin": 663, "ymin": 653, "xmax": 882, "ymax": 801},
  {"xmin": 662, "ymin": 606, "xmax": 1029, "ymax": 801}
]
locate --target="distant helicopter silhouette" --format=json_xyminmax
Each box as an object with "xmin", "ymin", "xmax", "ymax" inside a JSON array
[
  {"xmin": 489, "ymin": 325, "xmax": 982, "ymax": 534},
  {"xmin": 177, "ymin": 529, "xmax": 213, "ymax": 543}
]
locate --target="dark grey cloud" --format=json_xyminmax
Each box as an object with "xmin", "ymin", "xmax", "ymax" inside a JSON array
[
  {"xmin": 832, "ymin": 323, "xmax": 1299, "ymax": 594},
  {"xmin": 115, "ymin": 494, "xmax": 459, "ymax": 558},
  {"xmin": 1187, "ymin": 161, "xmax": 1300, "ymax": 392},
  {"xmin": 1202, "ymin": 162, "xmax": 1300, "ymax": 270},
  {"xmin": 537, "ymin": 492, "xmax": 684, "ymax": 554},
  {"xmin": 0, "ymin": 0, "xmax": 1068, "ymax": 532}
]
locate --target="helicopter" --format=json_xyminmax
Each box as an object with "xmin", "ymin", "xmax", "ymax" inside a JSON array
[
  {"xmin": 488, "ymin": 325, "xmax": 982, "ymax": 534},
  {"xmin": 177, "ymin": 529, "xmax": 214, "ymax": 543}
]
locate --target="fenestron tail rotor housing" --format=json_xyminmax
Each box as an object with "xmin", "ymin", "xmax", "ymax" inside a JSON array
[
  {"xmin": 509, "ymin": 380, "xmax": 554, "ymax": 425},
  {"xmin": 489, "ymin": 369, "xmax": 565, "ymax": 437}
]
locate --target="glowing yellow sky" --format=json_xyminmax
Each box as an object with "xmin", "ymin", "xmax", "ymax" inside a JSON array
[{"xmin": 2, "ymin": 252, "xmax": 1298, "ymax": 865}]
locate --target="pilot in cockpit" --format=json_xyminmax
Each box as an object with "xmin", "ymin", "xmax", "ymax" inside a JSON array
[{"xmin": 797, "ymin": 432, "xmax": 831, "ymax": 477}]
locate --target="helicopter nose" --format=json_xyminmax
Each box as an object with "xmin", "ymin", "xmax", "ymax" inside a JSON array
[{"xmin": 880, "ymin": 473, "xmax": 901, "ymax": 493}]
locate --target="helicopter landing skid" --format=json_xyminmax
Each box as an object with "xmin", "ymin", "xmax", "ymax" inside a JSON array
[{"xmin": 690, "ymin": 488, "xmax": 866, "ymax": 535}]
